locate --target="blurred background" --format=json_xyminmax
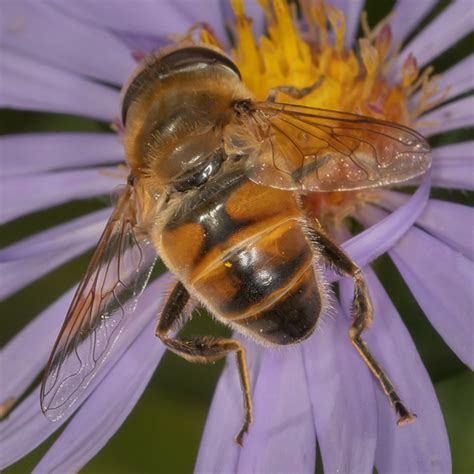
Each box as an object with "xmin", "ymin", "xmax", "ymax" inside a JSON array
[{"xmin": 1, "ymin": 0, "xmax": 473, "ymax": 472}]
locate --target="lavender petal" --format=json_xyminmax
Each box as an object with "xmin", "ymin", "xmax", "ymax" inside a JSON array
[
  {"xmin": 431, "ymin": 141, "xmax": 474, "ymax": 190},
  {"xmin": 339, "ymin": 269, "xmax": 451, "ymax": 474},
  {"xmin": 0, "ymin": 168, "xmax": 118, "ymax": 224},
  {"xmin": 397, "ymin": 1, "xmax": 473, "ymax": 71},
  {"xmin": 412, "ymin": 54, "xmax": 474, "ymax": 107},
  {"xmin": 359, "ymin": 206, "xmax": 474, "ymax": 369},
  {"xmin": 32, "ymin": 317, "xmax": 166, "ymax": 473},
  {"xmin": 0, "ymin": 50, "xmax": 118, "ymax": 121},
  {"xmin": 0, "ymin": 387, "xmax": 52, "ymax": 470},
  {"xmin": 236, "ymin": 348, "xmax": 316, "ymax": 474},
  {"xmin": 0, "ymin": 3, "xmax": 135, "ymax": 85},
  {"xmin": 0, "ymin": 208, "xmax": 109, "ymax": 261},
  {"xmin": 0, "ymin": 133, "xmax": 123, "ymax": 178},
  {"xmin": 379, "ymin": 190, "xmax": 474, "ymax": 259},
  {"xmin": 0, "ymin": 275, "xmax": 172, "ymax": 469},
  {"xmin": 302, "ymin": 300, "xmax": 377, "ymax": 473},
  {"xmin": 338, "ymin": 170, "xmax": 431, "ymax": 273},
  {"xmin": 391, "ymin": 230, "xmax": 474, "ymax": 369},
  {"xmin": 50, "ymin": 0, "xmax": 234, "ymax": 48},
  {"xmin": 0, "ymin": 288, "xmax": 75, "ymax": 405},
  {"xmin": 390, "ymin": 0, "xmax": 436, "ymax": 46},
  {"xmin": 418, "ymin": 96, "xmax": 474, "ymax": 136},
  {"xmin": 112, "ymin": 31, "xmax": 169, "ymax": 55},
  {"xmin": 0, "ymin": 208, "xmax": 110, "ymax": 300}
]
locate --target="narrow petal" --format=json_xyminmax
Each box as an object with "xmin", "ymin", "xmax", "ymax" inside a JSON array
[
  {"xmin": 195, "ymin": 339, "xmax": 263, "ymax": 473},
  {"xmin": 0, "ymin": 50, "xmax": 118, "ymax": 121},
  {"xmin": 0, "ymin": 208, "xmax": 109, "ymax": 261},
  {"xmin": 114, "ymin": 0, "xmax": 265, "ymax": 52},
  {"xmin": 431, "ymin": 141, "xmax": 474, "ymax": 190},
  {"xmin": 339, "ymin": 269, "xmax": 451, "ymax": 474},
  {"xmin": 390, "ymin": 0, "xmax": 436, "ymax": 46},
  {"xmin": 327, "ymin": 0, "xmax": 364, "ymax": 48},
  {"xmin": 33, "ymin": 317, "xmax": 165, "ymax": 473},
  {"xmin": 418, "ymin": 96, "xmax": 474, "ymax": 136},
  {"xmin": 437, "ymin": 53, "xmax": 474, "ymax": 99},
  {"xmin": 359, "ymin": 206, "xmax": 474, "ymax": 369},
  {"xmin": 0, "ymin": 133, "xmax": 122, "ymax": 178},
  {"xmin": 302, "ymin": 300, "xmax": 377, "ymax": 473},
  {"xmin": 391, "ymin": 230, "xmax": 474, "ymax": 369},
  {"xmin": 0, "ymin": 168, "xmax": 118, "ymax": 224},
  {"xmin": 236, "ymin": 348, "xmax": 316, "ymax": 474},
  {"xmin": 379, "ymin": 190, "xmax": 474, "ymax": 259},
  {"xmin": 339, "ymin": 171, "xmax": 431, "ymax": 272},
  {"xmin": 0, "ymin": 288, "xmax": 75, "ymax": 405},
  {"xmin": 397, "ymin": 1, "xmax": 473, "ymax": 70},
  {"xmin": 0, "ymin": 275, "xmax": 172, "ymax": 469},
  {"xmin": 0, "ymin": 388, "xmax": 52, "ymax": 470},
  {"xmin": 50, "ymin": 0, "xmax": 234, "ymax": 48},
  {"xmin": 113, "ymin": 31, "xmax": 168, "ymax": 55},
  {"xmin": 432, "ymin": 158, "xmax": 474, "ymax": 190},
  {"xmin": 0, "ymin": 3, "xmax": 135, "ymax": 85},
  {"xmin": 412, "ymin": 54, "xmax": 474, "ymax": 106},
  {"xmin": 432, "ymin": 141, "xmax": 473, "ymax": 160},
  {"xmin": 0, "ymin": 208, "xmax": 110, "ymax": 300}
]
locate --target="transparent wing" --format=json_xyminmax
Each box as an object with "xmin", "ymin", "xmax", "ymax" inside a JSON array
[
  {"xmin": 40, "ymin": 184, "xmax": 157, "ymax": 420},
  {"xmin": 225, "ymin": 101, "xmax": 431, "ymax": 191}
]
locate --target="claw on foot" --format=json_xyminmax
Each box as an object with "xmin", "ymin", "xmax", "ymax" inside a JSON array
[
  {"xmin": 234, "ymin": 420, "xmax": 251, "ymax": 447},
  {"xmin": 395, "ymin": 401, "xmax": 417, "ymax": 426}
]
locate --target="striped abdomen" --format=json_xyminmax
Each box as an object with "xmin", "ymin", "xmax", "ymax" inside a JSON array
[{"xmin": 158, "ymin": 171, "xmax": 323, "ymax": 345}]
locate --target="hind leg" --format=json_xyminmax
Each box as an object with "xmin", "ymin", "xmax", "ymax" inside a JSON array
[
  {"xmin": 267, "ymin": 75, "xmax": 326, "ymax": 102},
  {"xmin": 155, "ymin": 281, "xmax": 253, "ymax": 445},
  {"xmin": 307, "ymin": 224, "xmax": 416, "ymax": 424}
]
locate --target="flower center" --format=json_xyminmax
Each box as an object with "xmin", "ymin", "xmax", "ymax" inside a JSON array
[{"xmin": 201, "ymin": 0, "xmax": 442, "ymax": 230}]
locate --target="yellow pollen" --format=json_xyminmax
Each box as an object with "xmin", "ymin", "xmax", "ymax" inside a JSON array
[
  {"xmin": 199, "ymin": 0, "xmax": 447, "ymax": 222},
  {"xmin": 202, "ymin": 0, "xmax": 447, "ymax": 129}
]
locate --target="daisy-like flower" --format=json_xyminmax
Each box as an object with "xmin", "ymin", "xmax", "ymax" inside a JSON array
[{"xmin": 1, "ymin": 0, "xmax": 472, "ymax": 472}]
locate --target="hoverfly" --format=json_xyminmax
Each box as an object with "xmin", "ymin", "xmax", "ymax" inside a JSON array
[{"xmin": 41, "ymin": 44, "xmax": 430, "ymax": 445}]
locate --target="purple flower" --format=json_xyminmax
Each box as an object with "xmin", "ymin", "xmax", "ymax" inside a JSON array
[{"xmin": 1, "ymin": 1, "xmax": 472, "ymax": 472}]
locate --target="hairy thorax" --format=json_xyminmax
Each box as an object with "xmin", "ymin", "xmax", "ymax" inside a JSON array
[{"xmin": 124, "ymin": 67, "xmax": 249, "ymax": 187}]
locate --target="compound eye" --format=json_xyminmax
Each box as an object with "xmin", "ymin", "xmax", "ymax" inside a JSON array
[
  {"xmin": 121, "ymin": 64, "xmax": 152, "ymax": 126},
  {"xmin": 121, "ymin": 45, "xmax": 242, "ymax": 127},
  {"xmin": 159, "ymin": 46, "xmax": 241, "ymax": 81}
]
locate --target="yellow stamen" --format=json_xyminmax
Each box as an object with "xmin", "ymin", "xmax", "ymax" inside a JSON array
[
  {"xmin": 376, "ymin": 24, "xmax": 392, "ymax": 62},
  {"xmin": 199, "ymin": 28, "xmax": 220, "ymax": 48},
  {"xmin": 200, "ymin": 0, "xmax": 447, "ymax": 126},
  {"xmin": 230, "ymin": 0, "xmax": 245, "ymax": 16},
  {"xmin": 402, "ymin": 54, "xmax": 419, "ymax": 89},
  {"xmin": 199, "ymin": 0, "xmax": 446, "ymax": 222},
  {"xmin": 326, "ymin": 4, "xmax": 345, "ymax": 53},
  {"xmin": 360, "ymin": 10, "xmax": 371, "ymax": 40},
  {"xmin": 359, "ymin": 38, "xmax": 379, "ymax": 101}
]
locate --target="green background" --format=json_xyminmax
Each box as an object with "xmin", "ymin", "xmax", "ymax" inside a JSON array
[{"xmin": 1, "ymin": 0, "xmax": 473, "ymax": 472}]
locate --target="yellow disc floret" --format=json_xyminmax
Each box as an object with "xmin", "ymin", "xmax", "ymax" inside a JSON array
[
  {"xmin": 200, "ymin": 0, "xmax": 446, "ymax": 226},
  {"xmin": 204, "ymin": 0, "xmax": 446, "ymax": 128}
]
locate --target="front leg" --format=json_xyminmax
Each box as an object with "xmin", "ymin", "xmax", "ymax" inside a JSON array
[
  {"xmin": 155, "ymin": 281, "xmax": 253, "ymax": 446},
  {"xmin": 267, "ymin": 75, "xmax": 325, "ymax": 102}
]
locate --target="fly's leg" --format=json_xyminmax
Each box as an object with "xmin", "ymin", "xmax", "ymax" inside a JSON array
[
  {"xmin": 267, "ymin": 75, "xmax": 326, "ymax": 102},
  {"xmin": 307, "ymin": 224, "xmax": 416, "ymax": 425},
  {"xmin": 155, "ymin": 281, "xmax": 253, "ymax": 446}
]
